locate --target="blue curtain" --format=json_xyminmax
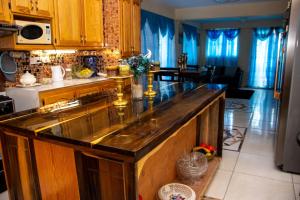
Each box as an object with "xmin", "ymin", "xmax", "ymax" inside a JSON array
[
  {"xmin": 248, "ymin": 27, "xmax": 284, "ymax": 89},
  {"xmin": 141, "ymin": 10, "xmax": 175, "ymax": 68},
  {"xmin": 206, "ymin": 29, "xmax": 240, "ymax": 67},
  {"xmin": 182, "ymin": 24, "xmax": 198, "ymax": 65}
]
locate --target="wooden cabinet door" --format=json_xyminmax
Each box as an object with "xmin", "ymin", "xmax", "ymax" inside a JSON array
[
  {"xmin": 76, "ymin": 86, "xmax": 100, "ymax": 98},
  {"xmin": 34, "ymin": 0, "xmax": 53, "ymax": 17},
  {"xmin": 82, "ymin": 0, "xmax": 104, "ymax": 47},
  {"xmin": 10, "ymin": 0, "xmax": 31, "ymax": 15},
  {"xmin": 120, "ymin": 0, "xmax": 132, "ymax": 57},
  {"xmin": 0, "ymin": 0, "xmax": 11, "ymax": 22},
  {"xmin": 53, "ymin": 0, "xmax": 83, "ymax": 46},
  {"xmin": 132, "ymin": 0, "xmax": 141, "ymax": 54},
  {"xmin": 39, "ymin": 90, "xmax": 75, "ymax": 106}
]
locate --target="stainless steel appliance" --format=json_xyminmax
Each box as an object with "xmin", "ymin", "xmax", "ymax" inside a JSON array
[
  {"xmin": 0, "ymin": 95, "xmax": 14, "ymax": 192},
  {"xmin": 15, "ymin": 20, "xmax": 51, "ymax": 44},
  {"xmin": 275, "ymin": 0, "xmax": 300, "ymax": 173}
]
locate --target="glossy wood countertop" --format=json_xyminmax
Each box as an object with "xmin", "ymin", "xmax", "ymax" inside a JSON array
[{"xmin": 0, "ymin": 82, "xmax": 226, "ymax": 160}]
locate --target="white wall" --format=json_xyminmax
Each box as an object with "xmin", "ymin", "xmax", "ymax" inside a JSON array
[
  {"xmin": 141, "ymin": 0, "xmax": 175, "ymax": 18},
  {"xmin": 175, "ymin": 1, "xmax": 287, "ymax": 20}
]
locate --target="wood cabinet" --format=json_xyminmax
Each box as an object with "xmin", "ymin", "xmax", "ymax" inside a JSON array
[
  {"xmin": 120, "ymin": 0, "xmax": 141, "ymax": 57},
  {"xmin": 10, "ymin": 0, "xmax": 53, "ymax": 18},
  {"xmin": 0, "ymin": 0, "xmax": 11, "ymax": 22},
  {"xmin": 53, "ymin": 0, "xmax": 82, "ymax": 46},
  {"xmin": 53, "ymin": 0, "xmax": 103, "ymax": 48},
  {"xmin": 82, "ymin": 0, "xmax": 104, "ymax": 47},
  {"xmin": 39, "ymin": 80, "xmax": 116, "ymax": 106}
]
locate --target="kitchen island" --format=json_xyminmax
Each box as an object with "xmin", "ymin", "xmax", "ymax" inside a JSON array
[{"xmin": 0, "ymin": 81, "xmax": 226, "ymax": 200}]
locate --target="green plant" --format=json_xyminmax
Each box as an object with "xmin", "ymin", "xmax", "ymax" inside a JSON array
[{"xmin": 127, "ymin": 54, "xmax": 150, "ymax": 80}]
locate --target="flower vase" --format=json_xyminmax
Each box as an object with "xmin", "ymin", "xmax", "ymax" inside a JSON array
[{"xmin": 132, "ymin": 75, "xmax": 144, "ymax": 100}]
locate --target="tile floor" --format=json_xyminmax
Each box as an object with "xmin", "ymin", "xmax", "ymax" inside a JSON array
[
  {"xmin": 0, "ymin": 90, "xmax": 299, "ymax": 200},
  {"xmin": 206, "ymin": 89, "xmax": 300, "ymax": 200}
]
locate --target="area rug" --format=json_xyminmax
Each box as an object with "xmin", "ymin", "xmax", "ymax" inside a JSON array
[
  {"xmin": 226, "ymin": 89, "xmax": 255, "ymax": 99},
  {"xmin": 225, "ymin": 100, "xmax": 253, "ymax": 113},
  {"xmin": 223, "ymin": 126, "xmax": 247, "ymax": 152}
]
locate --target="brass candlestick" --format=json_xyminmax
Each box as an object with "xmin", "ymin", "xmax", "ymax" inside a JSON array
[
  {"xmin": 144, "ymin": 70, "xmax": 157, "ymax": 97},
  {"xmin": 110, "ymin": 75, "xmax": 132, "ymax": 107}
]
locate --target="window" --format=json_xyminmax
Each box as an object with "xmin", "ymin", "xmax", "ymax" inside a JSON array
[
  {"xmin": 182, "ymin": 24, "xmax": 198, "ymax": 65},
  {"xmin": 206, "ymin": 29, "xmax": 240, "ymax": 67},
  {"xmin": 141, "ymin": 10, "xmax": 175, "ymax": 68},
  {"xmin": 248, "ymin": 28, "xmax": 283, "ymax": 88}
]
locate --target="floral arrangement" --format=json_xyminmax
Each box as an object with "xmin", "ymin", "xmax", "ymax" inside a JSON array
[{"xmin": 127, "ymin": 50, "xmax": 152, "ymax": 80}]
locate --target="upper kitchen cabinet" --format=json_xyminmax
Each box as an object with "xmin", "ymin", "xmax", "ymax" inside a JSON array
[
  {"xmin": 53, "ymin": 0, "xmax": 82, "ymax": 46},
  {"xmin": 0, "ymin": 0, "xmax": 11, "ymax": 22},
  {"xmin": 10, "ymin": 0, "xmax": 53, "ymax": 18},
  {"xmin": 53, "ymin": 0, "xmax": 104, "ymax": 48},
  {"xmin": 82, "ymin": 0, "xmax": 104, "ymax": 47},
  {"xmin": 132, "ymin": 0, "xmax": 141, "ymax": 54},
  {"xmin": 120, "ymin": 0, "xmax": 141, "ymax": 57}
]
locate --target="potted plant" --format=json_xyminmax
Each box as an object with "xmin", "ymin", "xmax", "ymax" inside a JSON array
[{"xmin": 127, "ymin": 54, "xmax": 151, "ymax": 100}]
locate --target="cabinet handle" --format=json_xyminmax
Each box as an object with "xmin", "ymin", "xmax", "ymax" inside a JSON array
[
  {"xmin": 35, "ymin": 0, "xmax": 38, "ymax": 11},
  {"xmin": 30, "ymin": 0, "xmax": 34, "ymax": 11},
  {"xmin": 84, "ymin": 35, "xmax": 87, "ymax": 43},
  {"xmin": 80, "ymin": 35, "xmax": 83, "ymax": 43}
]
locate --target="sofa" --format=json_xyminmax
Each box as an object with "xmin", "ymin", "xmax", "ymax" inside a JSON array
[{"xmin": 204, "ymin": 66, "xmax": 244, "ymax": 89}]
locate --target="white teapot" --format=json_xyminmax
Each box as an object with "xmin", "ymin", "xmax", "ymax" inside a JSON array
[{"xmin": 20, "ymin": 71, "xmax": 37, "ymax": 86}]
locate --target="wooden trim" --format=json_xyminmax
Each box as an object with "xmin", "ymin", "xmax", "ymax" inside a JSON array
[{"xmin": 217, "ymin": 95, "xmax": 225, "ymax": 157}]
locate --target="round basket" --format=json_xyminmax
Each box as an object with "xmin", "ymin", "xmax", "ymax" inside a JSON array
[{"xmin": 158, "ymin": 183, "xmax": 196, "ymax": 200}]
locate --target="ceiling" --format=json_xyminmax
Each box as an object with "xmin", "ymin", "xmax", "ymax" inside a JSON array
[{"xmin": 148, "ymin": 0, "xmax": 284, "ymax": 9}]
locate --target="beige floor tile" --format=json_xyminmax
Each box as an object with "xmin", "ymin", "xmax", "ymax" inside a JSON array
[
  {"xmin": 219, "ymin": 150, "xmax": 239, "ymax": 172},
  {"xmin": 241, "ymin": 130, "xmax": 275, "ymax": 157},
  {"xmin": 249, "ymin": 120, "xmax": 277, "ymax": 131},
  {"xmin": 0, "ymin": 191, "xmax": 8, "ymax": 200},
  {"xmin": 235, "ymin": 153, "xmax": 292, "ymax": 182},
  {"xmin": 294, "ymin": 184, "xmax": 300, "ymax": 200},
  {"xmin": 294, "ymin": 175, "xmax": 300, "ymax": 184},
  {"xmin": 224, "ymin": 173, "xmax": 295, "ymax": 200},
  {"xmin": 205, "ymin": 169, "xmax": 232, "ymax": 200}
]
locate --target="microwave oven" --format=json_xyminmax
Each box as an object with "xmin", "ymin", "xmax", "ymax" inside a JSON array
[{"xmin": 15, "ymin": 20, "xmax": 52, "ymax": 44}]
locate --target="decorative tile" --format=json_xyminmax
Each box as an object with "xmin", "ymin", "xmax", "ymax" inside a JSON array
[
  {"xmin": 223, "ymin": 126, "xmax": 247, "ymax": 152},
  {"xmin": 4, "ymin": 0, "xmax": 122, "ymax": 88}
]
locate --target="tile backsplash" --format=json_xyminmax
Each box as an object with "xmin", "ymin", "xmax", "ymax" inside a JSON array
[
  {"xmin": 2, "ymin": 49, "xmax": 121, "ymax": 88},
  {"xmin": 1, "ymin": 0, "xmax": 123, "ymax": 89}
]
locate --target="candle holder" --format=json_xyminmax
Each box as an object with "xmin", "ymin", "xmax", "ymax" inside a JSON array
[
  {"xmin": 144, "ymin": 70, "xmax": 157, "ymax": 97},
  {"xmin": 110, "ymin": 75, "xmax": 132, "ymax": 107}
]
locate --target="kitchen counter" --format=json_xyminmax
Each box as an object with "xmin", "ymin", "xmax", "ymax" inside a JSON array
[
  {"xmin": 5, "ymin": 77, "xmax": 109, "ymax": 112},
  {"xmin": 1, "ymin": 82, "xmax": 225, "ymax": 159},
  {"xmin": 0, "ymin": 81, "xmax": 226, "ymax": 199}
]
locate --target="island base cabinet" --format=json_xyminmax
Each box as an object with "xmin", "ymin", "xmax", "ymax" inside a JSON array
[
  {"xmin": 75, "ymin": 152, "xmax": 135, "ymax": 200},
  {"xmin": 137, "ymin": 94, "xmax": 225, "ymax": 200},
  {"xmin": 0, "ymin": 133, "xmax": 41, "ymax": 200},
  {"xmin": 34, "ymin": 140, "xmax": 80, "ymax": 200}
]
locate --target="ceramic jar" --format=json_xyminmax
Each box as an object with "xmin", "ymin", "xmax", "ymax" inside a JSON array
[{"xmin": 20, "ymin": 71, "xmax": 37, "ymax": 86}]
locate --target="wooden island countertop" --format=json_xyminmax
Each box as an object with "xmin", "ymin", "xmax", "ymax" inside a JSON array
[{"xmin": 0, "ymin": 81, "xmax": 226, "ymax": 200}]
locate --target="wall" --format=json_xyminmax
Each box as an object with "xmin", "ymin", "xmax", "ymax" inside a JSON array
[
  {"xmin": 141, "ymin": 0, "xmax": 175, "ymax": 18},
  {"xmin": 176, "ymin": 21, "xmax": 202, "ymax": 66},
  {"xmin": 2, "ymin": 0, "xmax": 122, "ymax": 89},
  {"xmin": 197, "ymin": 19, "xmax": 283, "ymax": 86},
  {"xmin": 175, "ymin": 1, "xmax": 287, "ymax": 20}
]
